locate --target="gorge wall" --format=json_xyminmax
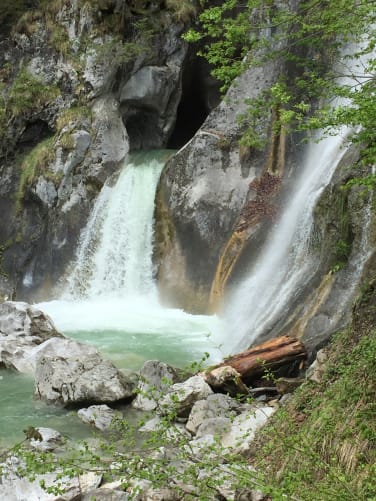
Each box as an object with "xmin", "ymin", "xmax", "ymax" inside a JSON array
[{"xmin": 0, "ymin": 0, "xmax": 374, "ymax": 355}]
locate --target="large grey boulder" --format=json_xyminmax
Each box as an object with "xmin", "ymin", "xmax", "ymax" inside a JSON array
[
  {"xmin": 132, "ymin": 360, "xmax": 178, "ymax": 411},
  {"xmin": 0, "ymin": 301, "xmax": 62, "ymax": 373},
  {"xmin": 35, "ymin": 348, "xmax": 135, "ymax": 407},
  {"xmin": 158, "ymin": 375, "xmax": 213, "ymax": 418}
]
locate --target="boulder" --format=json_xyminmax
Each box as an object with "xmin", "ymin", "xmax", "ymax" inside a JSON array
[
  {"xmin": 82, "ymin": 489, "xmax": 129, "ymax": 500},
  {"xmin": 186, "ymin": 393, "xmax": 241, "ymax": 435},
  {"xmin": 132, "ymin": 360, "xmax": 178, "ymax": 411},
  {"xmin": 203, "ymin": 365, "xmax": 249, "ymax": 397},
  {"xmin": 35, "ymin": 349, "xmax": 135, "ymax": 407},
  {"xmin": 27, "ymin": 427, "xmax": 64, "ymax": 452},
  {"xmin": 306, "ymin": 349, "xmax": 329, "ymax": 383},
  {"xmin": 78, "ymin": 405, "xmax": 122, "ymax": 431},
  {"xmin": 158, "ymin": 375, "xmax": 213, "ymax": 418},
  {"xmin": 1, "ymin": 455, "xmax": 102, "ymax": 501},
  {"xmin": 0, "ymin": 301, "xmax": 62, "ymax": 373},
  {"xmin": 221, "ymin": 406, "xmax": 275, "ymax": 454}
]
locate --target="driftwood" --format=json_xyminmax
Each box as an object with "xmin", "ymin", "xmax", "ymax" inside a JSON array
[{"xmin": 210, "ymin": 336, "xmax": 307, "ymax": 381}]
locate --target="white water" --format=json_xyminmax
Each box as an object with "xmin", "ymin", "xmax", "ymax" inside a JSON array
[
  {"xmin": 222, "ymin": 129, "xmax": 352, "ymax": 353},
  {"xmin": 222, "ymin": 44, "xmax": 374, "ymax": 353},
  {"xmin": 37, "ymin": 151, "xmax": 222, "ymax": 369}
]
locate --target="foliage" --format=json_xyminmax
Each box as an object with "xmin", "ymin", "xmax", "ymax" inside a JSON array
[
  {"xmin": 184, "ymin": 0, "xmax": 376, "ymax": 161},
  {"xmin": 251, "ymin": 294, "xmax": 376, "ymax": 500},
  {"xmin": 7, "ymin": 68, "xmax": 60, "ymax": 119},
  {"xmin": 16, "ymin": 137, "xmax": 56, "ymax": 207}
]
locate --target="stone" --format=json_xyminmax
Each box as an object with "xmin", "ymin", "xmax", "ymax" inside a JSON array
[
  {"xmin": 77, "ymin": 404, "xmax": 122, "ymax": 431},
  {"xmin": 306, "ymin": 348, "xmax": 328, "ymax": 383},
  {"xmin": 0, "ymin": 301, "xmax": 62, "ymax": 373},
  {"xmin": 120, "ymin": 66, "xmax": 179, "ymax": 115},
  {"xmin": 1, "ymin": 455, "xmax": 102, "ymax": 501},
  {"xmin": 204, "ymin": 365, "xmax": 249, "ymax": 397},
  {"xmin": 186, "ymin": 393, "xmax": 241, "ymax": 435},
  {"xmin": 82, "ymin": 489, "xmax": 129, "ymax": 500},
  {"xmin": 28, "ymin": 427, "xmax": 64, "ymax": 452},
  {"xmin": 132, "ymin": 360, "xmax": 178, "ymax": 411},
  {"xmin": 35, "ymin": 349, "xmax": 135, "ymax": 406},
  {"xmin": 33, "ymin": 177, "xmax": 58, "ymax": 208},
  {"xmin": 158, "ymin": 375, "xmax": 213, "ymax": 418},
  {"xmin": 195, "ymin": 417, "xmax": 232, "ymax": 439},
  {"xmin": 139, "ymin": 416, "xmax": 190, "ymax": 442},
  {"xmin": 222, "ymin": 406, "xmax": 275, "ymax": 454}
]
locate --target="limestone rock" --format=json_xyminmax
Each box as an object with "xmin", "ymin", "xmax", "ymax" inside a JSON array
[
  {"xmin": 186, "ymin": 393, "xmax": 241, "ymax": 435},
  {"xmin": 78, "ymin": 404, "xmax": 122, "ymax": 431},
  {"xmin": 204, "ymin": 365, "xmax": 249, "ymax": 397},
  {"xmin": 0, "ymin": 301, "xmax": 62, "ymax": 373},
  {"xmin": 28, "ymin": 427, "xmax": 64, "ymax": 452},
  {"xmin": 306, "ymin": 349, "xmax": 329, "ymax": 383},
  {"xmin": 1, "ymin": 455, "xmax": 102, "ymax": 501},
  {"xmin": 221, "ymin": 406, "xmax": 275, "ymax": 453},
  {"xmin": 132, "ymin": 360, "xmax": 178, "ymax": 411},
  {"xmin": 195, "ymin": 417, "xmax": 232, "ymax": 439},
  {"xmin": 82, "ymin": 489, "xmax": 129, "ymax": 500},
  {"xmin": 158, "ymin": 375, "xmax": 213, "ymax": 417},
  {"xmin": 35, "ymin": 349, "xmax": 135, "ymax": 406}
]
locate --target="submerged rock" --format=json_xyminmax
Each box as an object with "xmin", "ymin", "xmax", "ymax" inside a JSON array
[{"xmin": 35, "ymin": 350, "xmax": 135, "ymax": 407}]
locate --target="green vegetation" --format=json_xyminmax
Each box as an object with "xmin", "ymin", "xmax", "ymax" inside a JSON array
[
  {"xmin": 252, "ymin": 283, "xmax": 376, "ymax": 500},
  {"xmin": 16, "ymin": 137, "xmax": 56, "ymax": 208},
  {"xmin": 184, "ymin": 0, "xmax": 376, "ymax": 162}
]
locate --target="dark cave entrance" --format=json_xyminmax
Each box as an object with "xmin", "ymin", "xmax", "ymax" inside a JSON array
[{"xmin": 167, "ymin": 57, "xmax": 221, "ymax": 150}]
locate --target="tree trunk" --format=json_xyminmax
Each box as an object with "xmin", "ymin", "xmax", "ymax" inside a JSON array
[{"xmin": 209, "ymin": 336, "xmax": 307, "ymax": 381}]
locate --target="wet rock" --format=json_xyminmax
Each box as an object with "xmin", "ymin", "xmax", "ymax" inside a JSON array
[
  {"xmin": 0, "ymin": 301, "xmax": 62, "ymax": 373},
  {"xmin": 132, "ymin": 360, "xmax": 178, "ymax": 411},
  {"xmin": 186, "ymin": 393, "xmax": 241, "ymax": 435},
  {"xmin": 77, "ymin": 404, "xmax": 122, "ymax": 431},
  {"xmin": 28, "ymin": 427, "xmax": 64, "ymax": 452},
  {"xmin": 158, "ymin": 375, "xmax": 213, "ymax": 418},
  {"xmin": 35, "ymin": 348, "xmax": 135, "ymax": 407}
]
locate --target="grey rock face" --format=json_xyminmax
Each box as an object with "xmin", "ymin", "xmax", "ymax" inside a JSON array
[
  {"xmin": 35, "ymin": 349, "xmax": 135, "ymax": 406},
  {"xmin": 78, "ymin": 404, "xmax": 122, "ymax": 431},
  {"xmin": 157, "ymin": 59, "xmax": 282, "ymax": 311},
  {"xmin": 158, "ymin": 375, "xmax": 213, "ymax": 417},
  {"xmin": 0, "ymin": 301, "xmax": 62, "ymax": 373},
  {"xmin": 132, "ymin": 360, "xmax": 178, "ymax": 411},
  {"xmin": 186, "ymin": 393, "xmax": 241, "ymax": 435}
]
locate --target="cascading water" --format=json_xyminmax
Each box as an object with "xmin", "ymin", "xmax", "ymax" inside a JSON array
[
  {"xmin": 38, "ymin": 151, "xmax": 221, "ymax": 368},
  {"xmin": 222, "ymin": 129, "xmax": 353, "ymax": 353},
  {"xmin": 222, "ymin": 44, "xmax": 374, "ymax": 354},
  {"xmin": 65, "ymin": 152, "xmax": 164, "ymax": 299}
]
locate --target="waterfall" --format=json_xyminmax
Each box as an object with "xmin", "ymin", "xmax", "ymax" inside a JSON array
[
  {"xmin": 222, "ymin": 129, "xmax": 352, "ymax": 353},
  {"xmin": 222, "ymin": 44, "xmax": 374, "ymax": 354},
  {"xmin": 65, "ymin": 151, "xmax": 166, "ymax": 300},
  {"xmin": 38, "ymin": 151, "xmax": 222, "ymax": 369}
]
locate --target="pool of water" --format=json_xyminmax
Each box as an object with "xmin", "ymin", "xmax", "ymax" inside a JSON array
[{"xmin": 0, "ymin": 298, "xmax": 223, "ymax": 447}]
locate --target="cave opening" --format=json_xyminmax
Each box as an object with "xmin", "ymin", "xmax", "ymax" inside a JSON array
[{"xmin": 167, "ymin": 57, "xmax": 221, "ymax": 150}]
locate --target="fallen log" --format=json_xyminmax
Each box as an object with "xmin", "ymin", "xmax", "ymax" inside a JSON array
[{"xmin": 209, "ymin": 336, "xmax": 307, "ymax": 381}]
